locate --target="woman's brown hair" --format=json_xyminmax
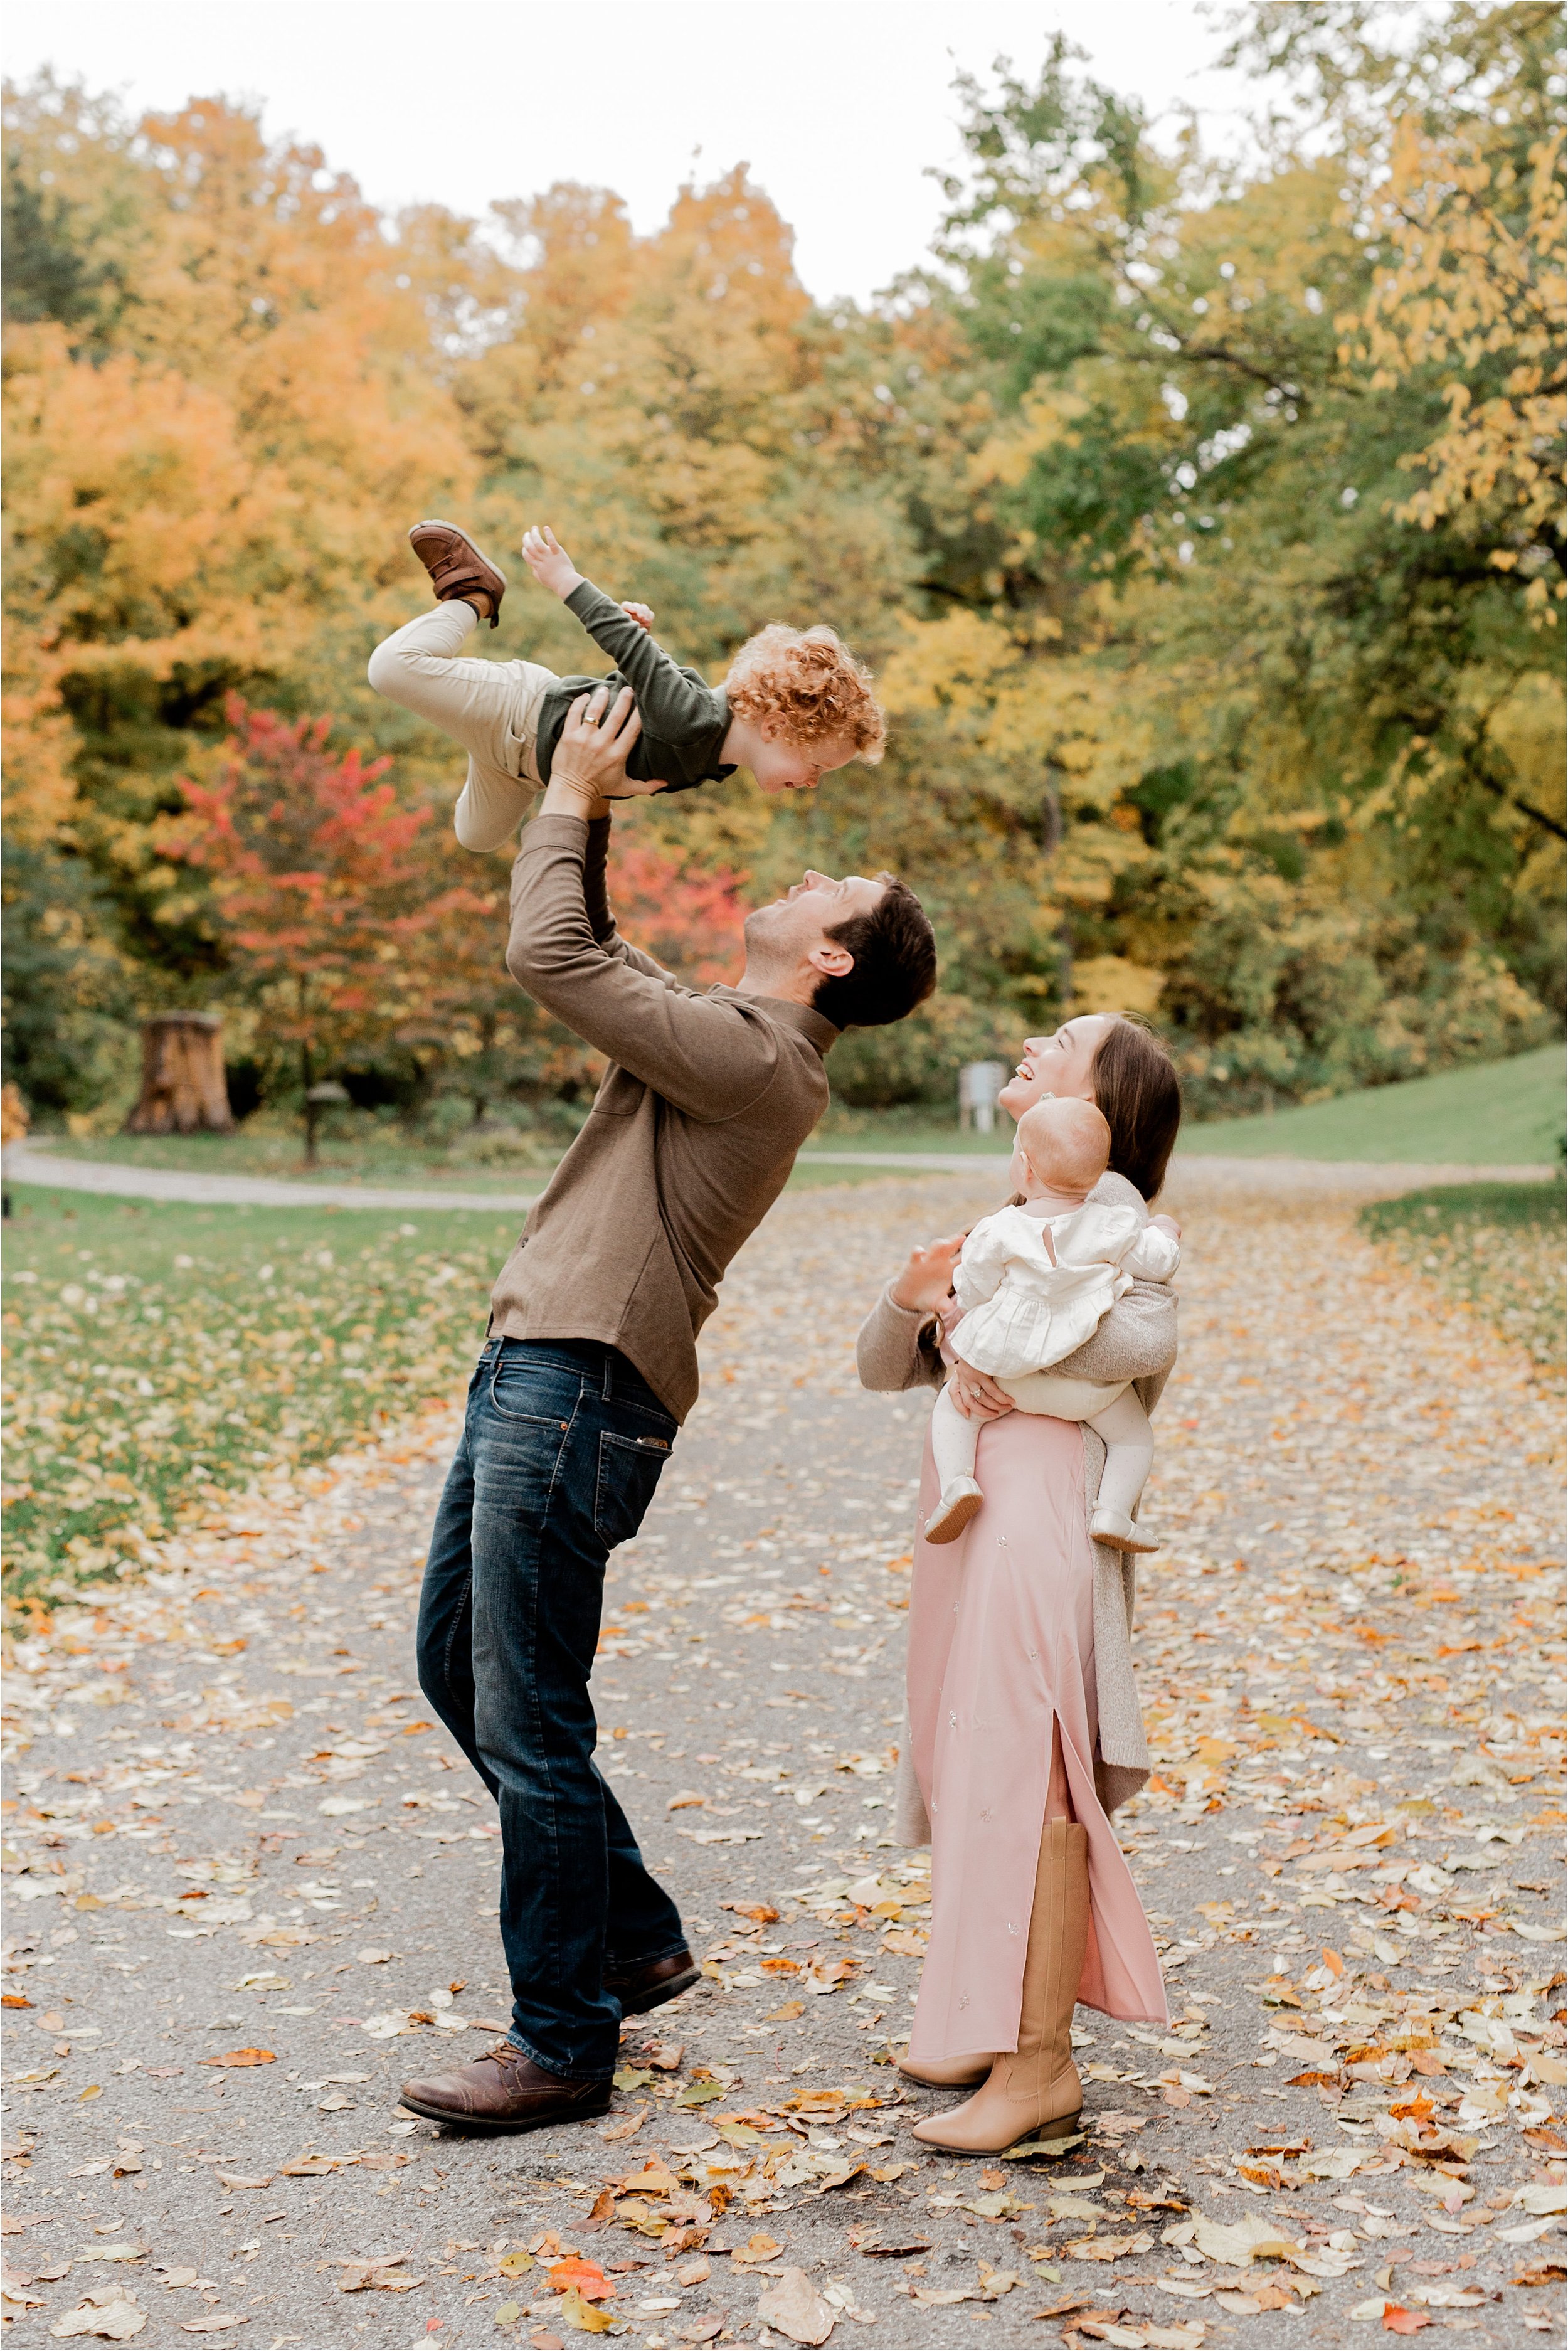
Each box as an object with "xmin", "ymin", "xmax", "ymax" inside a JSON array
[{"xmin": 1089, "ymin": 1016, "xmax": 1182, "ymax": 1202}]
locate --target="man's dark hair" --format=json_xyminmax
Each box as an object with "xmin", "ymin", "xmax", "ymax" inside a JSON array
[
  {"xmin": 811, "ymin": 874, "xmax": 937, "ymax": 1030},
  {"xmin": 1089, "ymin": 1015, "xmax": 1182, "ymax": 1202}
]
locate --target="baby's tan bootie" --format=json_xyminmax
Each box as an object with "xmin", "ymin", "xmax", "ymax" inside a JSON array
[{"xmin": 926, "ymin": 1478, "xmax": 983, "ymax": 1544}]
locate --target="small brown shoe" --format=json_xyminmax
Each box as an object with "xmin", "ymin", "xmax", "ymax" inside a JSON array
[
  {"xmin": 408, "ymin": 520, "xmax": 507, "ymax": 628},
  {"xmin": 399, "ymin": 2040, "xmax": 610, "ymax": 2134},
  {"xmin": 605, "ymin": 1946, "xmax": 700, "ymax": 2016}
]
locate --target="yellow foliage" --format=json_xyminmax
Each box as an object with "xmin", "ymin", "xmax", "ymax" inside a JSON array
[
  {"xmin": 1068, "ymin": 955, "xmax": 1167, "ymax": 1017},
  {"xmin": 1349, "ymin": 107, "xmax": 1565, "ymax": 563}
]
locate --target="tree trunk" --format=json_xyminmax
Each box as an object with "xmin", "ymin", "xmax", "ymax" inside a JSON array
[{"xmin": 124, "ymin": 1014, "xmax": 234, "ymax": 1135}]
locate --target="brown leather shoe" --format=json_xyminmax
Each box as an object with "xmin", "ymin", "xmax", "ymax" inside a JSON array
[
  {"xmin": 399, "ymin": 2040, "xmax": 610, "ymax": 2134},
  {"xmin": 408, "ymin": 520, "xmax": 507, "ymax": 628},
  {"xmin": 605, "ymin": 1946, "xmax": 700, "ymax": 2015}
]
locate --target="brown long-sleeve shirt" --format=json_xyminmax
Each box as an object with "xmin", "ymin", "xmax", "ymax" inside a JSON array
[{"xmin": 489, "ymin": 814, "xmax": 835, "ymax": 1420}]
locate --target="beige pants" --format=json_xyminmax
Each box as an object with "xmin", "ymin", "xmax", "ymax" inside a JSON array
[{"xmin": 366, "ymin": 601, "xmax": 558, "ymax": 851}]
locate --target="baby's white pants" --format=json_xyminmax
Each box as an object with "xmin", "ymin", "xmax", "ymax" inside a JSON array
[
  {"xmin": 930, "ymin": 1377, "xmax": 1155, "ymax": 1529},
  {"xmin": 367, "ymin": 600, "xmax": 557, "ymax": 851}
]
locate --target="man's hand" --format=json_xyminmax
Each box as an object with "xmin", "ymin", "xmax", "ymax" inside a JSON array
[
  {"xmin": 889, "ymin": 1232, "xmax": 965, "ymax": 1315},
  {"xmin": 521, "ymin": 524, "xmax": 585, "ymax": 602},
  {"xmin": 621, "ymin": 601, "xmax": 655, "ymax": 632},
  {"xmin": 946, "ymin": 1358, "xmax": 1015, "ymax": 1422},
  {"xmin": 542, "ymin": 686, "xmax": 660, "ymax": 820}
]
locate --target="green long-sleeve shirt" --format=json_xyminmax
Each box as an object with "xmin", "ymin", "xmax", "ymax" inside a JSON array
[{"xmin": 534, "ymin": 580, "xmax": 734, "ymax": 794}]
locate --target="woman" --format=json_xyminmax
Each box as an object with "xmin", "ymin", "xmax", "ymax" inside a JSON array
[{"xmin": 857, "ymin": 1014, "xmax": 1181, "ymax": 2153}]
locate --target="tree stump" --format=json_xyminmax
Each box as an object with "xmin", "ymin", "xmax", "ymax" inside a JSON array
[{"xmin": 124, "ymin": 1013, "xmax": 235, "ymax": 1135}]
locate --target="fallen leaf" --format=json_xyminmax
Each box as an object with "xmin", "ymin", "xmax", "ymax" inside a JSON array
[
  {"xmin": 1049, "ymin": 2195, "xmax": 1106, "ymax": 2224},
  {"xmin": 1190, "ymin": 2214, "xmax": 1301, "ymax": 2269},
  {"xmin": 337, "ymin": 2260, "xmax": 423, "ymax": 2295},
  {"xmin": 731, "ymin": 2234, "xmax": 783, "ymax": 2269},
  {"xmin": 199, "ymin": 2050, "xmax": 275, "ymax": 2071},
  {"xmin": 557, "ymin": 2288, "xmax": 616, "ymax": 2333},
  {"xmin": 50, "ymin": 2301, "xmax": 147, "ymax": 2343},
  {"xmin": 674, "ymin": 2080, "xmax": 725, "ymax": 2108},
  {"xmin": 1382, "ymin": 2310, "xmax": 1433, "ymax": 2337},
  {"xmin": 545, "ymin": 2261, "xmax": 613, "ymax": 2301},
  {"xmin": 768, "ymin": 2002, "xmax": 805, "ymax": 2022},
  {"xmin": 213, "ymin": 2175, "xmax": 270, "ymax": 2192},
  {"xmin": 756, "ymin": 2266, "xmax": 835, "ymax": 2346},
  {"xmin": 179, "ymin": 2321, "xmax": 248, "ymax": 2335}
]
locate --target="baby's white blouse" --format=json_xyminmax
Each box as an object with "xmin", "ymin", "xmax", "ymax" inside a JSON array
[{"xmin": 950, "ymin": 1201, "xmax": 1180, "ymax": 1379}]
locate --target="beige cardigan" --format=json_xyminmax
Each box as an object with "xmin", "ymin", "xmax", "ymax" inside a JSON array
[{"xmin": 855, "ymin": 1173, "xmax": 1178, "ymax": 1825}]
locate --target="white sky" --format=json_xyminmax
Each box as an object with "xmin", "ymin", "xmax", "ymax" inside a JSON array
[{"xmin": 3, "ymin": 0, "xmax": 1262, "ymax": 305}]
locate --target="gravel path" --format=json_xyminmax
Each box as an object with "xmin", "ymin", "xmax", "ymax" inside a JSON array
[
  {"xmin": 3, "ymin": 1166, "xmax": 1562, "ymax": 2351},
  {"xmin": 5, "ymin": 1144, "xmax": 1553, "ymax": 1214}
]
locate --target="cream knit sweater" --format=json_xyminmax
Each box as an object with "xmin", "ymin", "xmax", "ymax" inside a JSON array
[{"xmin": 855, "ymin": 1172, "xmax": 1178, "ymax": 1825}]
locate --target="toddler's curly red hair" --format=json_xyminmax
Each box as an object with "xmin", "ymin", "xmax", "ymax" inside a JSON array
[{"xmin": 724, "ymin": 624, "xmax": 886, "ymax": 763}]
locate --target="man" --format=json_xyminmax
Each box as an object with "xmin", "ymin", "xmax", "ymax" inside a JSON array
[{"xmin": 401, "ymin": 686, "xmax": 937, "ymax": 2131}]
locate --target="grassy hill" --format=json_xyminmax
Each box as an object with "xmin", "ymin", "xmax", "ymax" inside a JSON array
[{"xmin": 1180, "ymin": 1045, "xmax": 1564, "ymax": 1165}]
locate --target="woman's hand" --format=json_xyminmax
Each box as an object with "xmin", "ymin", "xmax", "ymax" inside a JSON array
[
  {"xmin": 621, "ymin": 600, "xmax": 655, "ymax": 632},
  {"xmin": 889, "ymin": 1232, "xmax": 965, "ymax": 1315},
  {"xmin": 946, "ymin": 1359, "xmax": 1015, "ymax": 1422},
  {"xmin": 541, "ymin": 686, "xmax": 659, "ymax": 819}
]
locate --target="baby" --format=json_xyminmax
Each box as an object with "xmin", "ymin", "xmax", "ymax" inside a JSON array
[
  {"xmin": 926, "ymin": 1095, "xmax": 1181, "ymax": 1550},
  {"xmin": 367, "ymin": 520, "xmax": 886, "ymax": 850}
]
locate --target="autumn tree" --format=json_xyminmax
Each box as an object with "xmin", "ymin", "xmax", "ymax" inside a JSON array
[{"xmin": 168, "ymin": 701, "xmax": 442, "ymax": 1159}]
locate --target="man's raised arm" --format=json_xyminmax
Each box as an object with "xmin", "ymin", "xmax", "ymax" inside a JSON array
[{"xmin": 508, "ymin": 811, "xmax": 781, "ymax": 1123}]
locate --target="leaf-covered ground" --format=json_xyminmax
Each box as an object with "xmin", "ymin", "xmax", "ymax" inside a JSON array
[
  {"xmin": 1358, "ymin": 1182, "xmax": 1564, "ymax": 1381},
  {"xmin": 1, "ymin": 1191, "xmax": 526, "ymax": 1601},
  {"xmin": 1, "ymin": 1165, "xmax": 1562, "ymax": 2348}
]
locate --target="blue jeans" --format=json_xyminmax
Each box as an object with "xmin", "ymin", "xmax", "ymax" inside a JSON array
[{"xmin": 417, "ymin": 1337, "xmax": 687, "ymax": 2079}]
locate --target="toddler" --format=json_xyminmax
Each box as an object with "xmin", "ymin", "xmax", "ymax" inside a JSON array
[
  {"xmin": 367, "ymin": 520, "xmax": 886, "ymax": 850},
  {"xmin": 926, "ymin": 1096, "xmax": 1181, "ymax": 1550}
]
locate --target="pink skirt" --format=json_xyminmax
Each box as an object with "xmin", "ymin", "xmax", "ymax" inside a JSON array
[{"xmin": 906, "ymin": 1410, "xmax": 1168, "ymax": 2061}]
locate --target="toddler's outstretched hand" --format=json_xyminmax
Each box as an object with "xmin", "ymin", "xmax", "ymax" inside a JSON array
[
  {"xmin": 521, "ymin": 524, "xmax": 585, "ymax": 602},
  {"xmin": 890, "ymin": 1231, "xmax": 966, "ymax": 1315}
]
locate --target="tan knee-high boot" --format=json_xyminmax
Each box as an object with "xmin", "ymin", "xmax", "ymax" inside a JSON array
[
  {"xmin": 898, "ymin": 2050, "xmax": 994, "ymax": 2087},
  {"xmin": 912, "ymin": 1818, "xmax": 1089, "ymax": 2153}
]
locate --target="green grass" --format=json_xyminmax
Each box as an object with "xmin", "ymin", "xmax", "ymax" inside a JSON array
[
  {"xmin": 2, "ymin": 1188, "xmax": 524, "ymax": 1604},
  {"xmin": 1359, "ymin": 1181, "xmax": 1565, "ymax": 1376},
  {"xmin": 28, "ymin": 1119, "xmax": 566, "ymax": 1189},
  {"xmin": 1180, "ymin": 1044, "xmax": 1565, "ymax": 1165}
]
